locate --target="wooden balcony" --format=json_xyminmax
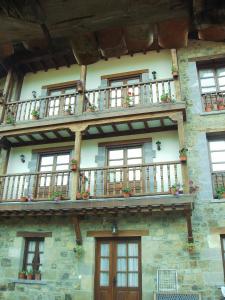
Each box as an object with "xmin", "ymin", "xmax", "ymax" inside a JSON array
[
  {"xmin": 202, "ymin": 91, "xmax": 225, "ymax": 112},
  {"xmin": 2, "ymin": 79, "xmax": 177, "ymax": 125}
]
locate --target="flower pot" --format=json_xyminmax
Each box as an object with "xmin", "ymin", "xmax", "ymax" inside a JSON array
[
  {"xmin": 34, "ymin": 273, "xmax": 41, "ymax": 280},
  {"xmin": 76, "ymin": 192, "xmax": 82, "ymax": 200},
  {"xmin": 205, "ymin": 105, "xmax": 212, "ymax": 112},
  {"xmin": 123, "ymin": 192, "xmax": 131, "ymax": 198},
  {"xmin": 54, "ymin": 196, "xmax": 63, "ymax": 202},
  {"xmin": 18, "ymin": 272, "xmax": 26, "ymax": 279},
  {"xmin": 32, "ymin": 115, "xmax": 39, "ymax": 120},
  {"xmin": 221, "ymin": 192, "xmax": 225, "ymax": 199},
  {"xmin": 123, "ymin": 102, "xmax": 129, "ymax": 108},
  {"xmin": 27, "ymin": 274, "xmax": 33, "ymax": 280},
  {"xmin": 172, "ymin": 71, "xmax": 178, "ymax": 78},
  {"xmin": 179, "ymin": 155, "xmax": 187, "ymax": 162},
  {"xmin": 82, "ymin": 193, "xmax": 89, "ymax": 200},
  {"xmin": 65, "ymin": 111, "xmax": 72, "ymax": 116},
  {"xmin": 77, "ymin": 81, "xmax": 83, "ymax": 93},
  {"xmin": 217, "ymin": 105, "xmax": 225, "ymax": 110},
  {"xmin": 71, "ymin": 164, "xmax": 77, "ymax": 171},
  {"xmin": 20, "ymin": 196, "xmax": 28, "ymax": 202}
]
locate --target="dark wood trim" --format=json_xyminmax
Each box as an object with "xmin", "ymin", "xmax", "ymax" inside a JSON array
[
  {"xmin": 72, "ymin": 216, "xmax": 82, "ymax": 245},
  {"xmin": 189, "ymin": 54, "xmax": 225, "ymax": 63},
  {"xmin": 17, "ymin": 231, "xmax": 52, "ymax": 237},
  {"xmin": 32, "ymin": 146, "xmax": 73, "ymax": 154},
  {"xmin": 101, "ymin": 69, "xmax": 148, "ymax": 80},
  {"xmin": 99, "ymin": 138, "xmax": 152, "ymax": 147},
  {"xmin": 220, "ymin": 235, "xmax": 225, "ymax": 281},
  {"xmin": 42, "ymin": 80, "xmax": 78, "ymax": 90},
  {"xmin": 87, "ymin": 229, "xmax": 149, "ymax": 237}
]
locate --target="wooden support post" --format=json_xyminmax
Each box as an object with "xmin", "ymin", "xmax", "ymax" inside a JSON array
[
  {"xmin": 0, "ymin": 143, "xmax": 10, "ymax": 175},
  {"xmin": 71, "ymin": 130, "xmax": 82, "ymax": 200},
  {"xmin": 77, "ymin": 65, "xmax": 87, "ymax": 115},
  {"xmin": 14, "ymin": 71, "xmax": 24, "ymax": 101},
  {"xmin": 71, "ymin": 216, "xmax": 82, "ymax": 245},
  {"xmin": 184, "ymin": 206, "xmax": 194, "ymax": 243},
  {"xmin": 171, "ymin": 49, "xmax": 182, "ymax": 101},
  {"xmin": 170, "ymin": 112, "xmax": 189, "ymax": 193},
  {"xmin": 0, "ymin": 68, "xmax": 14, "ymax": 123}
]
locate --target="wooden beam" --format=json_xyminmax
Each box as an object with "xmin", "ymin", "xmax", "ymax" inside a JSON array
[
  {"xmin": 171, "ymin": 49, "xmax": 182, "ymax": 101},
  {"xmin": 71, "ymin": 130, "xmax": 83, "ymax": 199},
  {"xmin": 17, "ymin": 231, "xmax": 52, "ymax": 238},
  {"xmin": 184, "ymin": 207, "xmax": 194, "ymax": 243},
  {"xmin": 71, "ymin": 216, "xmax": 82, "ymax": 245},
  {"xmin": 87, "ymin": 229, "xmax": 149, "ymax": 237}
]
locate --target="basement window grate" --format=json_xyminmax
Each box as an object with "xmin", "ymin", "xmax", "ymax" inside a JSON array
[
  {"xmin": 157, "ymin": 269, "xmax": 178, "ymax": 292},
  {"xmin": 155, "ymin": 292, "xmax": 200, "ymax": 300}
]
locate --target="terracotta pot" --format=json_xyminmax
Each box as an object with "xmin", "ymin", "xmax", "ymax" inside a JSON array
[
  {"xmin": 123, "ymin": 192, "xmax": 130, "ymax": 198},
  {"xmin": 54, "ymin": 196, "xmax": 63, "ymax": 202},
  {"xmin": 34, "ymin": 273, "xmax": 41, "ymax": 280},
  {"xmin": 27, "ymin": 274, "xmax": 33, "ymax": 280},
  {"xmin": 76, "ymin": 192, "xmax": 82, "ymax": 200},
  {"xmin": 217, "ymin": 105, "xmax": 225, "ymax": 110},
  {"xmin": 20, "ymin": 196, "xmax": 28, "ymax": 202},
  {"xmin": 123, "ymin": 102, "xmax": 129, "ymax": 108},
  {"xmin": 32, "ymin": 115, "xmax": 39, "ymax": 120},
  {"xmin": 82, "ymin": 193, "xmax": 89, "ymax": 200},
  {"xmin": 172, "ymin": 71, "xmax": 178, "ymax": 78},
  {"xmin": 18, "ymin": 272, "xmax": 26, "ymax": 279},
  {"xmin": 71, "ymin": 164, "xmax": 77, "ymax": 171},
  {"xmin": 179, "ymin": 155, "xmax": 187, "ymax": 162},
  {"xmin": 205, "ymin": 106, "xmax": 212, "ymax": 112},
  {"xmin": 65, "ymin": 111, "xmax": 72, "ymax": 115},
  {"xmin": 77, "ymin": 81, "xmax": 83, "ymax": 93},
  {"xmin": 221, "ymin": 193, "xmax": 225, "ymax": 199}
]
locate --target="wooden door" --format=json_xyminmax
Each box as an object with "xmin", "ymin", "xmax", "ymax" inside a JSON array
[
  {"xmin": 106, "ymin": 146, "xmax": 143, "ymax": 196},
  {"xmin": 36, "ymin": 152, "xmax": 70, "ymax": 199},
  {"xmin": 95, "ymin": 238, "xmax": 141, "ymax": 300}
]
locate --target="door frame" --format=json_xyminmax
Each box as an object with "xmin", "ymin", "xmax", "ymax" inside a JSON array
[{"xmin": 94, "ymin": 236, "xmax": 142, "ymax": 300}]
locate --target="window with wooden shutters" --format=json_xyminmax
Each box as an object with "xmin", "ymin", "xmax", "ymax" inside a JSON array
[{"xmin": 23, "ymin": 238, "xmax": 44, "ymax": 272}]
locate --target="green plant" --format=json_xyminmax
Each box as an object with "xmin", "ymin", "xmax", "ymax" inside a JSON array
[
  {"xmin": 27, "ymin": 269, "xmax": 33, "ymax": 275},
  {"xmin": 65, "ymin": 105, "xmax": 72, "ymax": 114},
  {"xmin": 50, "ymin": 191, "xmax": 63, "ymax": 200},
  {"xmin": 71, "ymin": 159, "xmax": 77, "ymax": 164},
  {"xmin": 122, "ymin": 186, "xmax": 132, "ymax": 193},
  {"xmin": 31, "ymin": 110, "xmax": 39, "ymax": 117},
  {"xmin": 73, "ymin": 245, "xmax": 84, "ymax": 257},
  {"xmin": 87, "ymin": 104, "xmax": 97, "ymax": 112},
  {"xmin": 171, "ymin": 66, "xmax": 178, "ymax": 73},
  {"xmin": 170, "ymin": 183, "xmax": 181, "ymax": 195},
  {"xmin": 6, "ymin": 114, "xmax": 15, "ymax": 125},
  {"xmin": 20, "ymin": 270, "xmax": 27, "ymax": 275},
  {"xmin": 160, "ymin": 93, "xmax": 171, "ymax": 102},
  {"xmin": 179, "ymin": 147, "xmax": 188, "ymax": 156},
  {"xmin": 123, "ymin": 91, "xmax": 133, "ymax": 106},
  {"xmin": 35, "ymin": 270, "xmax": 41, "ymax": 274},
  {"xmin": 216, "ymin": 186, "xmax": 225, "ymax": 199}
]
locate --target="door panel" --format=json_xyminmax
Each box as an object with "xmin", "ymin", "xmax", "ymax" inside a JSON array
[{"xmin": 95, "ymin": 238, "xmax": 141, "ymax": 300}]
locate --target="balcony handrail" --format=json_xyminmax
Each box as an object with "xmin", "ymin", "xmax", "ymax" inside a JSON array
[
  {"xmin": 0, "ymin": 170, "xmax": 71, "ymax": 178},
  {"xmin": 80, "ymin": 160, "xmax": 181, "ymax": 172}
]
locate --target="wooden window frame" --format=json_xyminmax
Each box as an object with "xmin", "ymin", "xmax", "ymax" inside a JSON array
[
  {"xmin": 107, "ymin": 145, "xmax": 143, "ymax": 167},
  {"xmin": 37, "ymin": 151, "xmax": 71, "ymax": 173},
  {"xmin": 220, "ymin": 235, "xmax": 225, "ymax": 281},
  {"xmin": 23, "ymin": 237, "xmax": 44, "ymax": 272},
  {"xmin": 42, "ymin": 80, "xmax": 78, "ymax": 95},
  {"xmin": 101, "ymin": 69, "xmax": 148, "ymax": 83}
]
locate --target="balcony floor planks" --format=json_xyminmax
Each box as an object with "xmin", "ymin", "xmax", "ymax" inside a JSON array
[{"xmin": 0, "ymin": 194, "xmax": 194, "ymax": 217}]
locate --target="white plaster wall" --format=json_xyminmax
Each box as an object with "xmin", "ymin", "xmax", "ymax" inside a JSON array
[
  {"xmin": 7, "ymin": 131, "xmax": 179, "ymax": 173},
  {"xmin": 19, "ymin": 50, "xmax": 172, "ymax": 99}
]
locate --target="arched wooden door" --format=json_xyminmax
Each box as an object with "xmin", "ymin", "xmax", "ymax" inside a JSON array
[{"xmin": 95, "ymin": 237, "xmax": 142, "ymax": 300}]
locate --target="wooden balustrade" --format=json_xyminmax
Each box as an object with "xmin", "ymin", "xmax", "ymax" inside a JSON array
[
  {"xmin": 79, "ymin": 161, "xmax": 182, "ymax": 198},
  {"xmin": 212, "ymin": 171, "xmax": 225, "ymax": 194},
  {"xmin": 84, "ymin": 79, "xmax": 175, "ymax": 111},
  {"xmin": 202, "ymin": 92, "xmax": 225, "ymax": 112},
  {"xmin": 0, "ymin": 170, "xmax": 71, "ymax": 202},
  {"xmin": 4, "ymin": 92, "xmax": 78, "ymax": 123}
]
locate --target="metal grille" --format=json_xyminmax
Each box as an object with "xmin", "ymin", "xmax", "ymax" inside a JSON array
[
  {"xmin": 155, "ymin": 293, "xmax": 200, "ymax": 300},
  {"xmin": 157, "ymin": 269, "xmax": 178, "ymax": 292}
]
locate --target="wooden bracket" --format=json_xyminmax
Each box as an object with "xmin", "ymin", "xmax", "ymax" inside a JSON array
[
  {"xmin": 71, "ymin": 216, "xmax": 82, "ymax": 245},
  {"xmin": 184, "ymin": 206, "xmax": 194, "ymax": 243}
]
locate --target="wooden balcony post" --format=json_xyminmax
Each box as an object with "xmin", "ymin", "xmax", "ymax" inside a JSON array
[
  {"xmin": 0, "ymin": 68, "xmax": 14, "ymax": 123},
  {"xmin": 77, "ymin": 65, "xmax": 87, "ymax": 115},
  {"xmin": 170, "ymin": 112, "xmax": 189, "ymax": 193},
  {"xmin": 171, "ymin": 49, "xmax": 182, "ymax": 101}
]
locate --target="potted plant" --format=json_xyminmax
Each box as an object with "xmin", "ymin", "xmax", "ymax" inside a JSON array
[
  {"xmin": 18, "ymin": 270, "xmax": 27, "ymax": 279},
  {"xmin": 51, "ymin": 191, "xmax": 64, "ymax": 202},
  {"xmin": 216, "ymin": 186, "xmax": 225, "ymax": 199},
  {"xmin": 170, "ymin": 183, "xmax": 181, "ymax": 196},
  {"xmin": 73, "ymin": 245, "xmax": 84, "ymax": 257},
  {"xmin": 70, "ymin": 159, "xmax": 77, "ymax": 171},
  {"xmin": 6, "ymin": 114, "xmax": 15, "ymax": 125},
  {"xmin": 20, "ymin": 195, "xmax": 28, "ymax": 202},
  {"xmin": 34, "ymin": 270, "xmax": 41, "ymax": 280},
  {"xmin": 27, "ymin": 269, "xmax": 33, "ymax": 280},
  {"xmin": 77, "ymin": 80, "xmax": 83, "ymax": 93},
  {"xmin": 216, "ymin": 97, "xmax": 225, "ymax": 110},
  {"xmin": 122, "ymin": 186, "xmax": 132, "ymax": 197},
  {"xmin": 123, "ymin": 92, "xmax": 133, "ymax": 108},
  {"xmin": 86, "ymin": 104, "xmax": 97, "ymax": 112},
  {"xmin": 186, "ymin": 242, "xmax": 195, "ymax": 253},
  {"xmin": 205, "ymin": 103, "xmax": 213, "ymax": 112},
  {"xmin": 31, "ymin": 109, "xmax": 39, "ymax": 120},
  {"xmin": 160, "ymin": 93, "xmax": 171, "ymax": 103},
  {"xmin": 76, "ymin": 191, "xmax": 82, "ymax": 200},
  {"xmin": 81, "ymin": 189, "xmax": 90, "ymax": 200},
  {"xmin": 179, "ymin": 147, "xmax": 188, "ymax": 162},
  {"xmin": 172, "ymin": 66, "xmax": 179, "ymax": 78},
  {"xmin": 65, "ymin": 105, "xmax": 72, "ymax": 115}
]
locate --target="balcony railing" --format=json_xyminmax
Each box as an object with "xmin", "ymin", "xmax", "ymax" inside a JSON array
[
  {"xmin": 2, "ymin": 79, "xmax": 176, "ymax": 124},
  {"xmin": 84, "ymin": 79, "xmax": 175, "ymax": 111},
  {"xmin": 4, "ymin": 92, "xmax": 79, "ymax": 123},
  {"xmin": 212, "ymin": 171, "xmax": 225, "ymax": 196},
  {"xmin": 79, "ymin": 161, "xmax": 182, "ymax": 198},
  {"xmin": 202, "ymin": 91, "xmax": 225, "ymax": 112},
  {"xmin": 0, "ymin": 170, "xmax": 71, "ymax": 202}
]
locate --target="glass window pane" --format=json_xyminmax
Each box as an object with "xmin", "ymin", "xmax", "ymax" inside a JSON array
[
  {"xmin": 117, "ymin": 258, "xmax": 127, "ymax": 271},
  {"xmin": 40, "ymin": 166, "xmax": 52, "ymax": 172},
  {"xmin": 218, "ymin": 77, "xmax": 225, "ymax": 86},
  {"xmin": 27, "ymin": 253, "xmax": 34, "ymax": 264},
  {"xmin": 56, "ymin": 165, "xmax": 69, "ymax": 171},
  {"xmin": 200, "ymin": 78, "xmax": 216, "ymax": 87},
  {"xmin": 202, "ymin": 87, "xmax": 217, "ymax": 93},
  {"xmin": 128, "ymin": 243, "xmax": 138, "ymax": 256},
  {"xmin": 211, "ymin": 152, "xmax": 225, "ymax": 162},
  {"xmin": 101, "ymin": 244, "xmax": 109, "ymax": 256},
  {"xmin": 41, "ymin": 156, "xmax": 53, "ymax": 166},
  {"xmin": 109, "ymin": 150, "xmax": 124, "ymax": 160},
  {"xmin": 127, "ymin": 158, "xmax": 142, "ymax": 165},
  {"xmin": 127, "ymin": 148, "xmax": 142, "ymax": 158},
  {"xmin": 28, "ymin": 241, "xmax": 36, "ymax": 251},
  {"xmin": 128, "ymin": 258, "xmax": 138, "ymax": 271},
  {"xmin": 109, "ymin": 160, "xmax": 124, "ymax": 166},
  {"xmin": 57, "ymin": 155, "xmax": 69, "ymax": 164},
  {"xmin": 199, "ymin": 70, "xmax": 214, "ymax": 78},
  {"xmin": 117, "ymin": 244, "xmax": 126, "ymax": 256},
  {"xmin": 223, "ymin": 238, "xmax": 225, "ymax": 248},
  {"xmin": 210, "ymin": 141, "xmax": 225, "ymax": 151},
  {"xmin": 117, "ymin": 273, "xmax": 127, "ymax": 287},
  {"xmin": 217, "ymin": 68, "xmax": 225, "ymax": 76},
  {"xmin": 39, "ymin": 241, "xmax": 44, "ymax": 252},
  {"xmin": 100, "ymin": 258, "xmax": 109, "ymax": 271},
  {"xmin": 100, "ymin": 272, "xmax": 109, "ymax": 286},
  {"xmin": 212, "ymin": 163, "xmax": 225, "ymax": 171},
  {"xmin": 128, "ymin": 273, "xmax": 138, "ymax": 287}
]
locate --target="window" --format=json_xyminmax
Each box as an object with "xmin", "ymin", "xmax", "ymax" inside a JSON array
[
  {"xmin": 199, "ymin": 66, "xmax": 225, "ymax": 94},
  {"xmin": 221, "ymin": 236, "xmax": 225, "ymax": 279},
  {"xmin": 209, "ymin": 138, "xmax": 225, "ymax": 196},
  {"xmin": 23, "ymin": 238, "xmax": 44, "ymax": 272}
]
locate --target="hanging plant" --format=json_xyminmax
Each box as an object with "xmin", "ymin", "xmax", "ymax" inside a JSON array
[{"xmin": 73, "ymin": 245, "xmax": 84, "ymax": 257}]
